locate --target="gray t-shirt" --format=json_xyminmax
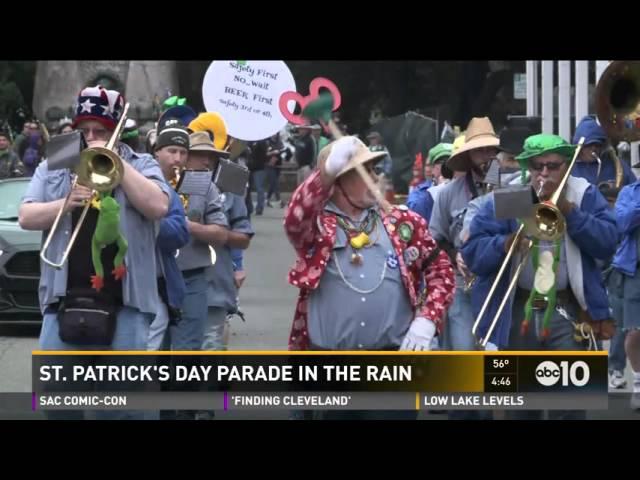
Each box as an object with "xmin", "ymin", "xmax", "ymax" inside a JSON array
[
  {"xmin": 206, "ymin": 192, "xmax": 253, "ymax": 311},
  {"xmin": 308, "ymin": 203, "xmax": 414, "ymax": 350},
  {"xmin": 429, "ymin": 174, "xmax": 475, "ymax": 250},
  {"xmin": 176, "ymin": 182, "xmax": 228, "ymax": 271}
]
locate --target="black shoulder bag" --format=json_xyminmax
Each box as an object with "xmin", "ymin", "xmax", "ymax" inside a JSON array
[{"xmin": 58, "ymin": 294, "xmax": 119, "ymax": 346}]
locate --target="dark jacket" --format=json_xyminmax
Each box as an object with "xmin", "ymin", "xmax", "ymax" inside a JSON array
[
  {"xmin": 0, "ymin": 149, "xmax": 24, "ymax": 179},
  {"xmin": 293, "ymin": 134, "xmax": 316, "ymax": 168},
  {"xmin": 248, "ymin": 140, "xmax": 268, "ymax": 172},
  {"xmin": 157, "ymin": 189, "xmax": 190, "ymax": 309}
]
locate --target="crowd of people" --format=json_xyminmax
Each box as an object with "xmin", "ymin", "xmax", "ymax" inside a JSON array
[{"xmin": 5, "ymin": 81, "xmax": 640, "ymax": 421}]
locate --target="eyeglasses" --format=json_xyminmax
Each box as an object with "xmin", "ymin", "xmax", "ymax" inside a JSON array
[
  {"xmin": 79, "ymin": 127, "xmax": 109, "ymax": 139},
  {"xmin": 529, "ymin": 161, "xmax": 564, "ymax": 172}
]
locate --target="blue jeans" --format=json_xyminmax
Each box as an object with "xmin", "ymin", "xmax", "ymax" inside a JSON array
[
  {"xmin": 202, "ymin": 306, "xmax": 226, "ymax": 351},
  {"xmin": 442, "ymin": 275, "xmax": 477, "ymax": 351},
  {"xmin": 265, "ymin": 165, "xmax": 281, "ymax": 201},
  {"xmin": 443, "ymin": 274, "xmax": 491, "ymax": 420},
  {"xmin": 39, "ymin": 305, "xmax": 154, "ymax": 420},
  {"xmin": 170, "ymin": 269, "xmax": 207, "ymax": 351},
  {"xmin": 609, "ymin": 329, "xmax": 628, "ymax": 372},
  {"xmin": 607, "ymin": 269, "xmax": 639, "ymax": 372},
  {"xmin": 252, "ymin": 170, "xmax": 266, "ymax": 213},
  {"xmin": 148, "ymin": 301, "xmax": 169, "ymax": 351}
]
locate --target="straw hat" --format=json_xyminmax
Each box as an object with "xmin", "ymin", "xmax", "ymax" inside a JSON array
[
  {"xmin": 447, "ymin": 117, "xmax": 500, "ymax": 171},
  {"xmin": 189, "ymin": 131, "xmax": 229, "ymax": 157}
]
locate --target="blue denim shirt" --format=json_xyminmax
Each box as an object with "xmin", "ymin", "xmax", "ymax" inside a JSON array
[
  {"xmin": 22, "ymin": 143, "xmax": 171, "ymax": 315},
  {"xmin": 230, "ymin": 248, "xmax": 243, "ymax": 271},
  {"xmin": 206, "ymin": 192, "xmax": 253, "ymax": 311},
  {"xmin": 612, "ymin": 181, "xmax": 640, "ymax": 276},
  {"xmin": 176, "ymin": 182, "xmax": 228, "ymax": 271},
  {"xmin": 307, "ymin": 202, "xmax": 413, "ymax": 349}
]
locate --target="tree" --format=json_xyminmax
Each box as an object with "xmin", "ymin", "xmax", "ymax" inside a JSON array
[{"xmin": 0, "ymin": 61, "xmax": 36, "ymax": 130}]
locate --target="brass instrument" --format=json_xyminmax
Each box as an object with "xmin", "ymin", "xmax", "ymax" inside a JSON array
[
  {"xmin": 594, "ymin": 147, "xmax": 624, "ymax": 203},
  {"xmin": 170, "ymin": 167, "xmax": 217, "ymax": 266},
  {"xmin": 594, "ymin": 61, "xmax": 640, "ymax": 200},
  {"xmin": 170, "ymin": 166, "xmax": 189, "ymax": 211},
  {"xmin": 40, "ymin": 104, "xmax": 129, "ymax": 269},
  {"xmin": 39, "ymin": 121, "xmax": 50, "ymax": 143},
  {"xmin": 471, "ymin": 138, "xmax": 586, "ymax": 349},
  {"xmin": 595, "ymin": 61, "xmax": 640, "ymax": 143}
]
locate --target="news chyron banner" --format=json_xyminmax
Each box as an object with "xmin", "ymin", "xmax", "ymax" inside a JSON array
[{"xmin": 31, "ymin": 352, "xmax": 608, "ymax": 412}]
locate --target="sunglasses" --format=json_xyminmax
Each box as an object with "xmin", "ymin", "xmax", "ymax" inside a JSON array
[{"xmin": 529, "ymin": 161, "xmax": 564, "ymax": 172}]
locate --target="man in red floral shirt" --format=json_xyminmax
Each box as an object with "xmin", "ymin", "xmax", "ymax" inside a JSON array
[{"xmin": 284, "ymin": 136, "xmax": 455, "ymax": 352}]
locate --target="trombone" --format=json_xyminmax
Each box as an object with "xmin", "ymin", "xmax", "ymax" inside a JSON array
[
  {"xmin": 40, "ymin": 104, "xmax": 129, "ymax": 269},
  {"xmin": 471, "ymin": 137, "xmax": 586, "ymax": 349}
]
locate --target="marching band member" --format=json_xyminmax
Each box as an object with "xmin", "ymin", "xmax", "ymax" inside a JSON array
[
  {"xmin": 19, "ymin": 86, "xmax": 170, "ymax": 420},
  {"xmin": 173, "ymin": 132, "xmax": 230, "ymax": 354},
  {"xmin": 459, "ymin": 126, "xmax": 534, "ymax": 247},
  {"xmin": 202, "ymin": 151, "xmax": 254, "ymax": 353},
  {"xmin": 463, "ymin": 134, "xmax": 618, "ymax": 419},
  {"xmin": 462, "ymin": 134, "xmax": 617, "ymax": 355},
  {"xmin": 571, "ymin": 115, "xmax": 636, "ymax": 389},
  {"xmin": 429, "ymin": 117, "xmax": 500, "ymax": 352},
  {"xmin": 284, "ymin": 136, "xmax": 454, "ymax": 351},
  {"xmin": 607, "ymin": 178, "xmax": 640, "ymax": 409},
  {"xmin": 572, "ymin": 115, "xmax": 635, "ymax": 202},
  {"xmin": 284, "ymin": 135, "xmax": 454, "ymax": 419},
  {"xmin": 196, "ymin": 133, "xmax": 254, "ymax": 421},
  {"xmin": 147, "ymin": 124, "xmax": 191, "ymax": 351}
]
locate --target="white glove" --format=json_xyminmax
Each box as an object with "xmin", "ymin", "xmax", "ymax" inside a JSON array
[
  {"xmin": 400, "ymin": 317, "xmax": 437, "ymax": 351},
  {"xmin": 484, "ymin": 341, "xmax": 499, "ymax": 351},
  {"xmin": 325, "ymin": 136, "xmax": 359, "ymax": 177}
]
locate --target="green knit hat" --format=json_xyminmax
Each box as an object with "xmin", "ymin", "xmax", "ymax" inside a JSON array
[
  {"xmin": 515, "ymin": 133, "xmax": 576, "ymax": 166},
  {"xmin": 428, "ymin": 143, "xmax": 453, "ymax": 164}
]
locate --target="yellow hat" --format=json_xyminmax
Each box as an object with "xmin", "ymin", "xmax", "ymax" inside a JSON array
[
  {"xmin": 188, "ymin": 112, "xmax": 228, "ymax": 152},
  {"xmin": 452, "ymin": 134, "xmax": 466, "ymax": 153}
]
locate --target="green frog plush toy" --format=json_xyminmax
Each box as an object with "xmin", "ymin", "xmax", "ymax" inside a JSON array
[{"xmin": 89, "ymin": 192, "xmax": 128, "ymax": 292}]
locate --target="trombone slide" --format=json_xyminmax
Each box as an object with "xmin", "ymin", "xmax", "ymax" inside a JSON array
[{"xmin": 480, "ymin": 239, "xmax": 533, "ymax": 348}]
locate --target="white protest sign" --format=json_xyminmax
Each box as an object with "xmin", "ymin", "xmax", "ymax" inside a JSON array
[{"xmin": 202, "ymin": 61, "xmax": 296, "ymax": 141}]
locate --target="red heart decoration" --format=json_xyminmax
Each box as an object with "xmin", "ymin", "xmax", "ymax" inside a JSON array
[
  {"xmin": 279, "ymin": 90, "xmax": 311, "ymax": 126},
  {"xmin": 278, "ymin": 77, "xmax": 342, "ymax": 126},
  {"xmin": 309, "ymin": 77, "xmax": 342, "ymax": 111}
]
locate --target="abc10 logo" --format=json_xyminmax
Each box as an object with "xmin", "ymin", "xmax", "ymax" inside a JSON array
[{"xmin": 535, "ymin": 360, "xmax": 591, "ymax": 387}]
